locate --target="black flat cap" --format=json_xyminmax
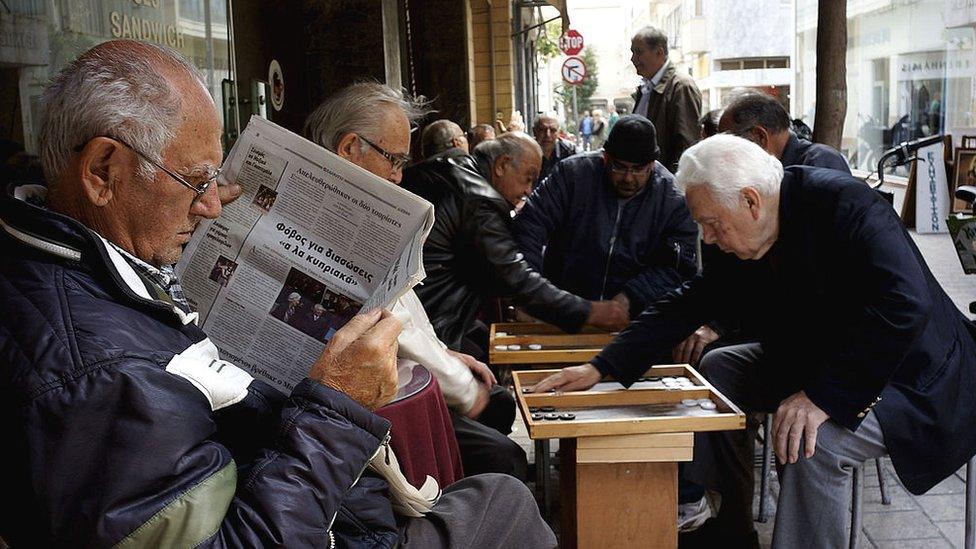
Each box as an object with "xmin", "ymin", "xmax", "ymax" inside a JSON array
[{"xmin": 603, "ymin": 114, "xmax": 660, "ymax": 165}]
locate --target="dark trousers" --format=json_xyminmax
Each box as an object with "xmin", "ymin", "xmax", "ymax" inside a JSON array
[
  {"xmin": 399, "ymin": 473, "xmax": 556, "ymax": 548},
  {"xmin": 450, "ymin": 385, "xmax": 528, "ymax": 481},
  {"xmin": 684, "ymin": 343, "xmax": 769, "ymax": 536}
]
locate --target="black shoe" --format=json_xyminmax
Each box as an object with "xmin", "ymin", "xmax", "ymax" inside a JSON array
[{"xmin": 678, "ymin": 519, "xmax": 760, "ymax": 549}]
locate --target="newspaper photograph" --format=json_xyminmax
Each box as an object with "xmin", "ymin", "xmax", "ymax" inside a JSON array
[{"xmin": 176, "ymin": 116, "xmax": 434, "ymax": 393}]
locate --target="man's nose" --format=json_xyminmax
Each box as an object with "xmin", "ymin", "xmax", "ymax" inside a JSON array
[{"xmin": 191, "ymin": 183, "xmax": 223, "ymax": 220}]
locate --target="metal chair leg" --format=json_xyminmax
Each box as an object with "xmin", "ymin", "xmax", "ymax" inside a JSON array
[
  {"xmin": 850, "ymin": 463, "xmax": 864, "ymax": 549},
  {"xmin": 966, "ymin": 455, "xmax": 975, "ymax": 549},
  {"xmin": 757, "ymin": 414, "xmax": 773, "ymax": 523},
  {"xmin": 876, "ymin": 457, "xmax": 891, "ymax": 505},
  {"xmin": 534, "ymin": 439, "xmax": 552, "ymax": 518}
]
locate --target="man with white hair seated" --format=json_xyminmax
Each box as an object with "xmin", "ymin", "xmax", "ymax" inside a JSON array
[
  {"xmin": 531, "ymin": 134, "xmax": 976, "ymax": 548},
  {"xmin": 304, "ymin": 83, "xmax": 534, "ymax": 481}
]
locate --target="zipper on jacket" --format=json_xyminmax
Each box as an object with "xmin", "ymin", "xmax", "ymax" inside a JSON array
[
  {"xmin": 673, "ymin": 242, "xmax": 682, "ymax": 271},
  {"xmin": 325, "ymin": 430, "xmax": 392, "ymax": 541},
  {"xmin": 599, "ymin": 202, "xmax": 625, "ymax": 299}
]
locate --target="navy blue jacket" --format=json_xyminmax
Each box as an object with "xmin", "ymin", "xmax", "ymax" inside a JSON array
[
  {"xmin": 514, "ymin": 152, "xmax": 699, "ymax": 316},
  {"xmin": 0, "ymin": 185, "xmax": 398, "ymax": 547},
  {"xmin": 781, "ymin": 133, "xmax": 851, "ymax": 173},
  {"xmin": 591, "ymin": 166, "xmax": 976, "ymax": 495},
  {"xmin": 704, "ymin": 134, "xmax": 850, "ymax": 338}
]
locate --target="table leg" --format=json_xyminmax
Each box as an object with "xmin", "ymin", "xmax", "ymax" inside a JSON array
[
  {"xmin": 534, "ymin": 438, "xmax": 552, "ymax": 517},
  {"xmin": 560, "ymin": 438, "xmax": 679, "ymax": 549}
]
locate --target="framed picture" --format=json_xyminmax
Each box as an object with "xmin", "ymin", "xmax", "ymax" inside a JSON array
[{"xmin": 952, "ymin": 148, "xmax": 976, "ymax": 213}]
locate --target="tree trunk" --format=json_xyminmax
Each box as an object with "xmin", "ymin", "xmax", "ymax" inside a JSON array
[{"xmin": 812, "ymin": 0, "xmax": 847, "ymax": 149}]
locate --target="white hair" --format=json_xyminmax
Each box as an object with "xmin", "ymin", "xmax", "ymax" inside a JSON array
[
  {"xmin": 304, "ymin": 82, "xmax": 430, "ymax": 153},
  {"xmin": 38, "ymin": 40, "xmax": 205, "ymax": 186},
  {"xmin": 675, "ymin": 134, "xmax": 783, "ymax": 207}
]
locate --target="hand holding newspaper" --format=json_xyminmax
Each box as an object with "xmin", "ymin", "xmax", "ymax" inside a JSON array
[
  {"xmin": 177, "ymin": 116, "xmax": 440, "ymax": 512},
  {"xmin": 176, "ymin": 116, "xmax": 434, "ymax": 394}
]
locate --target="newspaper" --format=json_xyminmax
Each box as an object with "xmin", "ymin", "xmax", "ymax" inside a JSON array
[{"xmin": 176, "ymin": 116, "xmax": 434, "ymax": 393}]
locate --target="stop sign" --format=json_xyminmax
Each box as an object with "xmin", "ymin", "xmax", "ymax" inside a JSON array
[{"xmin": 559, "ymin": 30, "xmax": 584, "ymax": 56}]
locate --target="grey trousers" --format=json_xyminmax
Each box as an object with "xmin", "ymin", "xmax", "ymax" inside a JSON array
[
  {"xmin": 686, "ymin": 343, "xmax": 888, "ymax": 549},
  {"xmin": 399, "ymin": 473, "xmax": 557, "ymax": 548}
]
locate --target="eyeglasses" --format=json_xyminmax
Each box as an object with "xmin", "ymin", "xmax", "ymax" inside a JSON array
[
  {"xmin": 358, "ymin": 135, "xmax": 411, "ymax": 172},
  {"xmin": 608, "ymin": 160, "xmax": 654, "ymax": 176},
  {"xmin": 75, "ymin": 136, "xmax": 221, "ymax": 199}
]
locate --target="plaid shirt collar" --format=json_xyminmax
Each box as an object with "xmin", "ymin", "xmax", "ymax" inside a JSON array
[{"xmin": 107, "ymin": 243, "xmax": 192, "ymax": 313}]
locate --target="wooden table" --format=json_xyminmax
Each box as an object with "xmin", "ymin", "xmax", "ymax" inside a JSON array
[
  {"xmin": 489, "ymin": 321, "xmax": 615, "ymax": 369},
  {"xmin": 514, "ymin": 365, "xmax": 745, "ymax": 549}
]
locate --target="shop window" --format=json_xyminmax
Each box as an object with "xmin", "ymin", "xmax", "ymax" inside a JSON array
[{"xmin": 0, "ymin": 0, "xmax": 231, "ymax": 166}]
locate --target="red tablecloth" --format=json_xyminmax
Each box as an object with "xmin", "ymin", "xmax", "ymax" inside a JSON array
[{"xmin": 376, "ymin": 369, "xmax": 464, "ymax": 488}]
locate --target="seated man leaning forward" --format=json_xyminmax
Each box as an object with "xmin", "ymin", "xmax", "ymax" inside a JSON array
[
  {"xmin": 531, "ymin": 134, "xmax": 976, "ymax": 548},
  {"xmin": 515, "ymin": 114, "xmax": 699, "ymax": 320},
  {"xmin": 400, "ymin": 132, "xmax": 630, "ymax": 356},
  {"xmin": 0, "ymin": 40, "xmax": 555, "ymax": 548},
  {"xmin": 304, "ymin": 84, "xmax": 529, "ymax": 481}
]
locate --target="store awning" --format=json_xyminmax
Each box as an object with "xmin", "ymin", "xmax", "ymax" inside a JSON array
[{"xmin": 543, "ymin": 0, "xmax": 570, "ymax": 31}]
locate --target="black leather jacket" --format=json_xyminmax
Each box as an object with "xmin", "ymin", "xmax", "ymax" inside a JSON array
[{"xmin": 401, "ymin": 153, "xmax": 590, "ymax": 349}]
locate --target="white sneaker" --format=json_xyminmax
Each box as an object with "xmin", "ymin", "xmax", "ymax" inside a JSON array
[{"xmin": 677, "ymin": 496, "xmax": 713, "ymax": 533}]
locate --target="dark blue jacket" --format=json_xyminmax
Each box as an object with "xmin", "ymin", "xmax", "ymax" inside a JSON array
[
  {"xmin": 591, "ymin": 166, "xmax": 976, "ymax": 495},
  {"xmin": 781, "ymin": 133, "xmax": 851, "ymax": 173},
  {"xmin": 514, "ymin": 152, "xmax": 699, "ymax": 316},
  {"xmin": 0, "ymin": 185, "xmax": 398, "ymax": 547}
]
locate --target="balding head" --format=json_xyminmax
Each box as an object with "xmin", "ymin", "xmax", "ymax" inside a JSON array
[
  {"xmin": 40, "ymin": 40, "xmax": 208, "ymax": 187},
  {"xmin": 40, "ymin": 39, "xmax": 223, "ymax": 267},
  {"xmin": 718, "ymin": 93, "xmax": 792, "ymax": 157},
  {"xmin": 421, "ymin": 119, "xmax": 467, "ymax": 158},
  {"xmin": 473, "ymin": 132, "xmax": 542, "ymax": 206}
]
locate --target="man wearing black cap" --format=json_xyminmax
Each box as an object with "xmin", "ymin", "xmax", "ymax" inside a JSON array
[{"xmin": 514, "ymin": 115, "xmax": 699, "ymax": 319}]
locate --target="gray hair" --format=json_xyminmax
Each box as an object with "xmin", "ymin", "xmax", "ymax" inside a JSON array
[
  {"xmin": 676, "ymin": 134, "xmax": 783, "ymax": 207},
  {"xmin": 421, "ymin": 119, "xmax": 463, "ymax": 159},
  {"xmin": 721, "ymin": 92, "xmax": 791, "ymax": 134},
  {"xmin": 304, "ymin": 82, "xmax": 430, "ymax": 153},
  {"xmin": 473, "ymin": 131, "xmax": 541, "ymax": 169},
  {"xmin": 39, "ymin": 39, "xmax": 205, "ymax": 186},
  {"xmin": 532, "ymin": 114, "xmax": 559, "ymax": 133},
  {"xmin": 633, "ymin": 26, "xmax": 669, "ymax": 56}
]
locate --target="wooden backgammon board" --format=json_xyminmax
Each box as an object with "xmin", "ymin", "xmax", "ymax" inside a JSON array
[
  {"xmin": 488, "ymin": 322, "xmax": 615, "ymax": 368},
  {"xmin": 513, "ymin": 365, "xmax": 746, "ymax": 549}
]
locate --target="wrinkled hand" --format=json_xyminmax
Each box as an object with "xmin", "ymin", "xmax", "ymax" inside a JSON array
[
  {"xmin": 447, "ymin": 350, "xmax": 497, "ymax": 387},
  {"xmin": 309, "ymin": 308, "xmax": 402, "ymax": 410},
  {"xmin": 772, "ymin": 391, "xmax": 829, "ymax": 465},
  {"xmin": 586, "ymin": 300, "xmax": 630, "ymax": 332},
  {"xmin": 611, "ymin": 292, "xmax": 631, "ymax": 315},
  {"xmin": 529, "ymin": 363, "xmax": 602, "ymax": 393},
  {"xmin": 672, "ymin": 325, "xmax": 720, "ymax": 365},
  {"xmin": 217, "ymin": 182, "xmax": 243, "ymax": 206}
]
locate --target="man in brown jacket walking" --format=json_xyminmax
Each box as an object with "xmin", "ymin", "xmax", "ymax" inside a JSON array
[{"xmin": 630, "ymin": 26, "xmax": 702, "ymax": 173}]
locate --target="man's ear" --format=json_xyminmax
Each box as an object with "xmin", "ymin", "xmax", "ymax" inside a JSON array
[
  {"xmin": 335, "ymin": 132, "xmax": 361, "ymax": 162},
  {"xmin": 77, "ymin": 137, "xmax": 124, "ymax": 207},
  {"xmin": 753, "ymin": 126, "xmax": 772, "ymax": 151},
  {"xmin": 493, "ymin": 154, "xmax": 511, "ymax": 179},
  {"xmin": 742, "ymin": 187, "xmax": 763, "ymax": 220}
]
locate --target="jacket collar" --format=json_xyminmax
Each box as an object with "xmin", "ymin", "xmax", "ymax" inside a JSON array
[
  {"xmin": 1, "ymin": 183, "xmax": 198, "ymax": 325},
  {"xmin": 780, "ymin": 133, "xmax": 804, "ymax": 168},
  {"xmin": 632, "ymin": 62, "xmax": 676, "ymax": 100}
]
